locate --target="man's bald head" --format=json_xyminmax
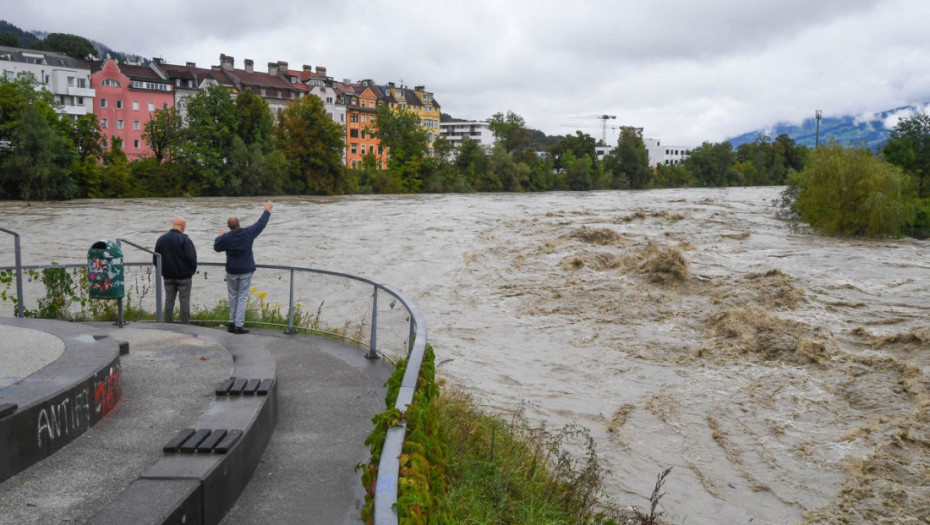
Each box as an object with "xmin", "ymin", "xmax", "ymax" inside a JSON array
[
  {"xmin": 227, "ymin": 217, "xmax": 240, "ymax": 230},
  {"xmin": 172, "ymin": 216, "xmax": 187, "ymax": 232}
]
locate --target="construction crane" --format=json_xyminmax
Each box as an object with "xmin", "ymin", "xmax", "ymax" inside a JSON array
[{"xmin": 563, "ymin": 114, "xmax": 617, "ymax": 144}]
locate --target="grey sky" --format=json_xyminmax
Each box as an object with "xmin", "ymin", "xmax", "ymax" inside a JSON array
[{"xmin": 4, "ymin": 0, "xmax": 928, "ymax": 146}]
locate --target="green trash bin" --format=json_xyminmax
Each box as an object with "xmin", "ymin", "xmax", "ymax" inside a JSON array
[{"xmin": 87, "ymin": 240, "xmax": 125, "ymax": 299}]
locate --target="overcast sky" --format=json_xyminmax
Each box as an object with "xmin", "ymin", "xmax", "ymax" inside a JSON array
[{"xmin": 4, "ymin": 0, "xmax": 929, "ymax": 146}]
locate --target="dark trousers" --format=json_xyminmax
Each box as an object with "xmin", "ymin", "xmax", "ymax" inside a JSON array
[{"xmin": 164, "ymin": 277, "xmax": 193, "ymax": 324}]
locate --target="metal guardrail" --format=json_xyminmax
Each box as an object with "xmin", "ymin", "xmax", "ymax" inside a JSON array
[{"xmin": 0, "ymin": 231, "xmax": 427, "ymax": 524}]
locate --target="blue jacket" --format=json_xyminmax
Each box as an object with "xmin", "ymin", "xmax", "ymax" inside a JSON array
[
  {"xmin": 154, "ymin": 229, "xmax": 197, "ymax": 279},
  {"xmin": 213, "ymin": 210, "xmax": 271, "ymax": 274}
]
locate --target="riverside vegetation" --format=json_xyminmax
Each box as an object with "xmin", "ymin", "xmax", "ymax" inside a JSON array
[{"xmin": 5, "ymin": 61, "xmax": 930, "ymax": 235}]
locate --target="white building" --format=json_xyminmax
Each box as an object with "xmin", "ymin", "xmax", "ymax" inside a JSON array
[
  {"xmin": 0, "ymin": 46, "xmax": 95, "ymax": 118},
  {"xmin": 645, "ymin": 138, "xmax": 691, "ymax": 167},
  {"xmin": 595, "ymin": 139, "xmax": 691, "ymax": 167},
  {"xmin": 439, "ymin": 120, "xmax": 496, "ymax": 149}
]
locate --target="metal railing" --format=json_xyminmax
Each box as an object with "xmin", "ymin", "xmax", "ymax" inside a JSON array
[{"xmin": 0, "ymin": 231, "xmax": 427, "ymax": 524}]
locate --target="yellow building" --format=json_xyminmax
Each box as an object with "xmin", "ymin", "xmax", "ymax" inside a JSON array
[{"xmin": 384, "ymin": 82, "xmax": 441, "ymax": 145}]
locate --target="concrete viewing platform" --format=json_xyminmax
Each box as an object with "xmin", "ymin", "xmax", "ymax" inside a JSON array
[{"xmin": 0, "ymin": 317, "xmax": 394, "ymax": 524}]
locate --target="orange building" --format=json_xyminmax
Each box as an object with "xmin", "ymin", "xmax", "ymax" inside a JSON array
[{"xmin": 343, "ymin": 81, "xmax": 387, "ymax": 169}]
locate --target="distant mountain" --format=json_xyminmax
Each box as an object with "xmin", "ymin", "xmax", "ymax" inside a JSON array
[{"xmin": 728, "ymin": 104, "xmax": 929, "ymax": 151}]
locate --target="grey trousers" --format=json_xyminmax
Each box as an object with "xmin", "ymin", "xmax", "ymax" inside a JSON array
[
  {"xmin": 164, "ymin": 277, "xmax": 193, "ymax": 324},
  {"xmin": 226, "ymin": 272, "xmax": 253, "ymax": 328}
]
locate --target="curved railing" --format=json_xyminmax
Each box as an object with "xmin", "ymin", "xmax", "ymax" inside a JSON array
[{"xmin": 0, "ymin": 231, "xmax": 426, "ymax": 524}]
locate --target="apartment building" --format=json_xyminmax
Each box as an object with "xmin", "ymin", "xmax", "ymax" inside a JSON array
[
  {"xmin": 439, "ymin": 120, "xmax": 495, "ymax": 149},
  {"xmin": 0, "ymin": 46, "xmax": 95, "ymax": 119},
  {"xmin": 89, "ymin": 58, "xmax": 173, "ymax": 161}
]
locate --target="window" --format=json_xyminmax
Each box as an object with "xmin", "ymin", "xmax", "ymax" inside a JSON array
[
  {"xmin": 326, "ymin": 96, "xmax": 333, "ymax": 104},
  {"xmin": 340, "ymin": 114, "xmax": 345, "ymax": 123},
  {"xmin": 117, "ymin": 120, "xmax": 124, "ymax": 129},
  {"xmin": 132, "ymin": 100, "xmax": 139, "ymax": 110},
  {"xmin": 100, "ymin": 118, "xmax": 108, "ymax": 129},
  {"xmin": 361, "ymin": 145, "xmax": 366, "ymax": 154},
  {"xmin": 75, "ymin": 96, "xmax": 84, "ymax": 106},
  {"xmin": 350, "ymin": 129, "xmax": 359, "ymax": 138},
  {"xmin": 351, "ymin": 160, "xmax": 357, "ymax": 169},
  {"xmin": 133, "ymin": 120, "xmax": 140, "ymax": 130},
  {"xmin": 163, "ymin": 103, "xmax": 168, "ymax": 110},
  {"xmin": 148, "ymin": 101, "xmax": 154, "ymax": 111},
  {"xmin": 100, "ymin": 98, "xmax": 107, "ymax": 108},
  {"xmin": 351, "ymin": 144, "xmax": 358, "ymax": 154},
  {"xmin": 361, "ymin": 129, "xmax": 367, "ymax": 139},
  {"xmin": 68, "ymin": 76, "xmax": 75, "ymax": 87},
  {"xmin": 133, "ymin": 139, "xmax": 140, "ymax": 148},
  {"xmin": 116, "ymin": 99, "xmax": 123, "ymax": 109},
  {"xmin": 350, "ymin": 114, "xmax": 359, "ymax": 123},
  {"xmin": 102, "ymin": 79, "xmax": 121, "ymax": 87}
]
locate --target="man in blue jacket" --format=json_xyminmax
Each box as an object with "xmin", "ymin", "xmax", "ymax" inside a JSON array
[
  {"xmin": 154, "ymin": 216, "xmax": 198, "ymax": 324},
  {"xmin": 214, "ymin": 200, "xmax": 274, "ymax": 334}
]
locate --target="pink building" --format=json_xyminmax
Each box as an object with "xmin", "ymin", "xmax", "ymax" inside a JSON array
[{"xmin": 90, "ymin": 59, "xmax": 174, "ymax": 161}]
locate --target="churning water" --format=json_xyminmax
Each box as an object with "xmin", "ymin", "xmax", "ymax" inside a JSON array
[{"xmin": 2, "ymin": 187, "xmax": 928, "ymax": 524}]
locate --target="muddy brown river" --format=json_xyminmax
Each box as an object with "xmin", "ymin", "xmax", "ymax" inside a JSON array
[{"xmin": 2, "ymin": 187, "xmax": 928, "ymax": 524}]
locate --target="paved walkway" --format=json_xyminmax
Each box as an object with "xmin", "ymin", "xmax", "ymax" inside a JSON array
[{"xmin": 0, "ymin": 321, "xmax": 393, "ymax": 525}]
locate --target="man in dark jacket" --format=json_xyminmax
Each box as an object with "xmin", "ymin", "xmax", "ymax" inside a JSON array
[
  {"xmin": 154, "ymin": 216, "xmax": 198, "ymax": 324},
  {"xmin": 214, "ymin": 200, "xmax": 273, "ymax": 334}
]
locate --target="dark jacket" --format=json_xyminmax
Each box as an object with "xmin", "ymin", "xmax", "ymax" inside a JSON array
[
  {"xmin": 213, "ymin": 210, "xmax": 271, "ymax": 274},
  {"xmin": 153, "ymin": 229, "xmax": 197, "ymax": 279}
]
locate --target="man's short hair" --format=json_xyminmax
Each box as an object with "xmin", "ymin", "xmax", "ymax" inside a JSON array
[{"xmin": 228, "ymin": 217, "xmax": 240, "ymax": 230}]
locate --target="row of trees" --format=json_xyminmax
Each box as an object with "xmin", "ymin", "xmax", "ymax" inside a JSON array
[{"xmin": 4, "ymin": 69, "xmax": 930, "ymax": 227}]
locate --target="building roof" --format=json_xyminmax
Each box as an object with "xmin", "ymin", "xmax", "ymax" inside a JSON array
[{"xmin": 0, "ymin": 46, "xmax": 90, "ymax": 69}]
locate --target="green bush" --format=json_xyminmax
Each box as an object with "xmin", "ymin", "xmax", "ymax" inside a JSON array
[{"xmin": 788, "ymin": 143, "xmax": 915, "ymax": 237}]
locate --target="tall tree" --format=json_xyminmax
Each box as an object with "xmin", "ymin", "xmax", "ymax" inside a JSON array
[
  {"xmin": 70, "ymin": 114, "xmax": 103, "ymax": 162},
  {"xmin": 0, "ymin": 74, "xmax": 76, "ymax": 200},
  {"xmin": 883, "ymin": 113, "xmax": 930, "ymax": 198},
  {"xmin": 455, "ymin": 138, "xmax": 490, "ymax": 191},
  {"xmin": 613, "ymin": 126, "xmax": 652, "ymax": 189},
  {"xmin": 275, "ymin": 94, "xmax": 346, "ymax": 195},
  {"xmin": 560, "ymin": 131, "xmax": 597, "ymax": 164},
  {"xmin": 143, "ymin": 107, "xmax": 183, "ymax": 164},
  {"xmin": 180, "ymin": 85, "xmax": 240, "ymax": 195},
  {"xmin": 375, "ymin": 105, "xmax": 432, "ymax": 192},
  {"xmin": 488, "ymin": 111, "xmax": 530, "ymax": 155},
  {"xmin": 0, "ymin": 103, "xmax": 76, "ymax": 200}
]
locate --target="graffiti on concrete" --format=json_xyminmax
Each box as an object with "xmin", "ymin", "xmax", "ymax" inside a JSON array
[{"xmin": 36, "ymin": 364, "xmax": 121, "ymax": 447}]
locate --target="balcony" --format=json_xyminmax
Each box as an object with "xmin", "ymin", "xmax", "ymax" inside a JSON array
[{"xmin": 67, "ymin": 86, "xmax": 96, "ymax": 97}]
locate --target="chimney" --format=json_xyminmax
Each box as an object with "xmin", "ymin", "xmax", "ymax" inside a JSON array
[
  {"xmin": 152, "ymin": 57, "xmax": 164, "ymax": 65},
  {"xmin": 186, "ymin": 62, "xmax": 196, "ymax": 68},
  {"xmin": 415, "ymin": 85, "xmax": 424, "ymax": 91},
  {"xmin": 268, "ymin": 62, "xmax": 279, "ymax": 76},
  {"xmin": 316, "ymin": 66, "xmax": 326, "ymax": 76},
  {"xmin": 303, "ymin": 64, "xmax": 313, "ymax": 73},
  {"xmin": 220, "ymin": 54, "xmax": 234, "ymax": 70},
  {"xmin": 245, "ymin": 59, "xmax": 254, "ymax": 73},
  {"xmin": 278, "ymin": 60, "xmax": 288, "ymax": 70},
  {"xmin": 388, "ymin": 81, "xmax": 395, "ymax": 88}
]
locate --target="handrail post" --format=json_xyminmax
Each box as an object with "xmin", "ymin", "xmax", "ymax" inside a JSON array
[
  {"xmin": 0, "ymin": 228, "xmax": 25, "ymax": 318},
  {"xmin": 117, "ymin": 237, "xmax": 162, "ymax": 323},
  {"xmin": 285, "ymin": 268, "xmax": 296, "ymax": 334},
  {"xmin": 366, "ymin": 285, "xmax": 378, "ymax": 359}
]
